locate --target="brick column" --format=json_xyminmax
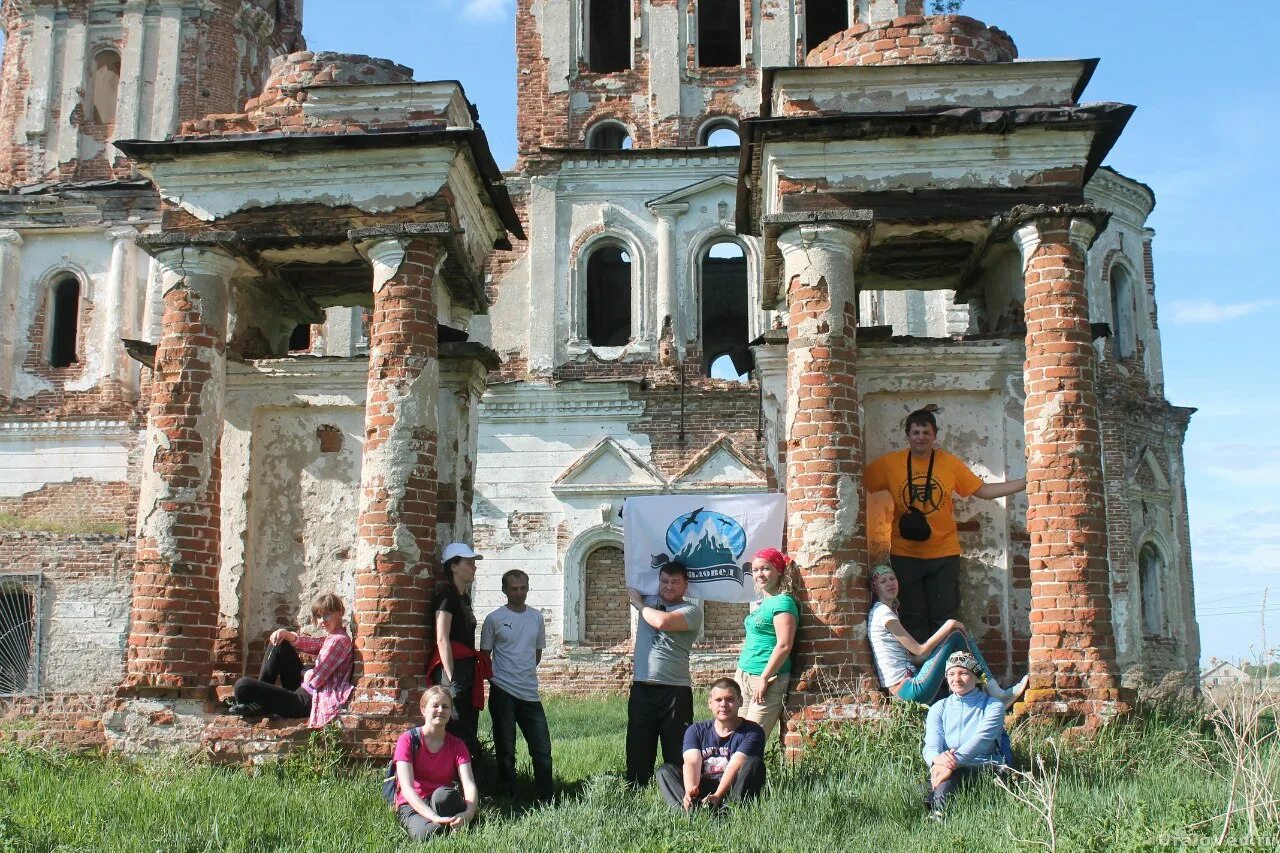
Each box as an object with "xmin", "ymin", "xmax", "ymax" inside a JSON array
[
  {"xmin": 348, "ymin": 232, "xmax": 441, "ymax": 715},
  {"xmin": 1013, "ymin": 211, "xmax": 1127, "ymax": 724},
  {"xmin": 776, "ymin": 223, "xmax": 874, "ymax": 750},
  {"xmin": 125, "ymin": 244, "xmax": 236, "ymax": 692}
]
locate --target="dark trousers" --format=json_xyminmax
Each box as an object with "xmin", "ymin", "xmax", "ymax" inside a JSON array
[
  {"xmin": 397, "ymin": 787, "xmax": 467, "ymax": 840},
  {"xmin": 233, "ymin": 640, "xmax": 311, "ymax": 718},
  {"xmin": 656, "ymin": 756, "xmax": 765, "ymax": 810},
  {"xmin": 431, "ymin": 657, "xmax": 481, "ymax": 760},
  {"xmin": 891, "ymin": 554, "xmax": 961, "ymax": 644},
  {"xmin": 488, "ymin": 683, "xmax": 554, "ymax": 802},
  {"xmin": 926, "ymin": 766, "xmax": 977, "ymax": 811},
  {"xmin": 625, "ymin": 682, "xmax": 693, "ymax": 787}
]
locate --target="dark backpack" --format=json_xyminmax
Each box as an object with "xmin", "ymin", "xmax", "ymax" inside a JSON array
[{"xmin": 382, "ymin": 726, "xmax": 422, "ymax": 807}]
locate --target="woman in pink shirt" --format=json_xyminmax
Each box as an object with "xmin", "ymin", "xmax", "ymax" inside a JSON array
[
  {"xmin": 228, "ymin": 592, "xmax": 353, "ymax": 727},
  {"xmin": 394, "ymin": 686, "xmax": 479, "ymax": 840}
]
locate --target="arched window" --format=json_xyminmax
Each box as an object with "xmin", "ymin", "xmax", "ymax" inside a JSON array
[
  {"xmin": 89, "ymin": 49, "xmax": 121, "ymax": 126},
  {"xmin": 1138, "ymin": 542, "xmax": 1166, "ymax": 635},
  {"xmin": 699, "ymin": 119, "xmax": 740, "ymax": 147},
  {"xmin": 806, "ymin": 1, "xmax": 848, "ymax": 53},
  {"xmin": 701, "ymin": 240, "xmax": 749, "ymax": 379},
  {"xmin": 586, "ymin": 121, "xmax": 633, "ymax": 150},
  {"xmin": 698, "ymin": 0, "xmax": 741, "ymax": 68},
  {"xmin": 586, "ymin": 243, "xmax": 632, "ymax": 346},
  {"xmin": 583, "ymin": 544, "xmax": 629, "ymax": 646},
  {"xmin": 48, "ymin": 276, "xmax": 81, "ymax": 368},
  {"xmin": 1110, "ymin": 264, "xmax": 1136, "ymax": 358},
  {"xmin": 587, "ymin": 0, "xmax": 631, "ymax": 73}
]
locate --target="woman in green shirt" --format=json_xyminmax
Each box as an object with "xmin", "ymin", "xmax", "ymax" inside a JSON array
[{"xmin": 735, "ymin": 547, "xmax": 799, "ymax": 741}]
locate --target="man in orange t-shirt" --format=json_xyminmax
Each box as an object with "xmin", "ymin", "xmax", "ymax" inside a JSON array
[{"xmin": 864, "ymin": 408, "xmax": 1026, "ymax": 643}]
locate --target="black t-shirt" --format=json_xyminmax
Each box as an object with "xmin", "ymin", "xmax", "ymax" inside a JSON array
[{"xmin": 431, "ymin": 583, "xmax": 477, "ymax": 649}]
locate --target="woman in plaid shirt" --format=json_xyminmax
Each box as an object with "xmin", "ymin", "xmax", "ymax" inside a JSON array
[{"xmin": 228, "ymin": 592, "xmax": 354, "ymax": 727}]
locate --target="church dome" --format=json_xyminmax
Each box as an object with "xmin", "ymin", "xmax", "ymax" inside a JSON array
[{"xmin": 806, "ymin": 14, "xmax": 1017, "ymax": 68}]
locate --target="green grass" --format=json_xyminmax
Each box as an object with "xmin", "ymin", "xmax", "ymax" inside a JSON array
[
  {"xmin": 0, "ymin": 512, "xmax": 125, "ymax": 536},
  {"xmin": 0, "ymin": 696, "xmax": 1270, "ymax": 852}
]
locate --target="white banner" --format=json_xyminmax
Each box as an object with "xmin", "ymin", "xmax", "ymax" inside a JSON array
[{"xmin": 622, "ymin": 493, "xmax": 786, "ymax": 604}]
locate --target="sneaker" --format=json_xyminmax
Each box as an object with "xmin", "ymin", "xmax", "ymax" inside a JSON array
[
  {"xmin": 226, "ymin": 702, "xmax": 263, "ymax": 717},
  {"xmin": 1002, "ymin": 675, "xmax": 1029, "ymax": 709},
  {"xmin": 984, "ymin": 674, "xmax": 1030, "ymax": 708}
]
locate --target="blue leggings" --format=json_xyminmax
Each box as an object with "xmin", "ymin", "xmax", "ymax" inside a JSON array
[{"xmin": 894, "ymin": 631, "xmax": 998, "ymax": 704}]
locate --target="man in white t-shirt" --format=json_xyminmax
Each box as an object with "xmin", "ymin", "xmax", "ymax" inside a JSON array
[{"xmin": 480, "ymin": 569, "xmax": 553, "ymax": 802}]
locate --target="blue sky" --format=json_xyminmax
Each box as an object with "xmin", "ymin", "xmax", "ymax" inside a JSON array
[{"xmin": 303, "ymin": 1, "xmax": 1280, "ymax": 665}]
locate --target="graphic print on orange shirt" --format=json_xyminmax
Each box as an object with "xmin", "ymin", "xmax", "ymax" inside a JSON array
[{"xmin": 864, "ymin": 448, "xmax": 983, "ymax": 560}]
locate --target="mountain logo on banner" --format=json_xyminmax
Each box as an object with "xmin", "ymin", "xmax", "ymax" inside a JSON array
[{"xmin": 653, "ymin": 508, "xmax": 749, "ymax": 587}]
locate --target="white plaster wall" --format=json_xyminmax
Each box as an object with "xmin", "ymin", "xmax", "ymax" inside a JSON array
[
  {"xmin": 0, "ymin": 424, "xmax": 132, "ymax": 496},
  {"xmin": 539, "ymin": 154, "xmax": 756, "ymax": 366},
  {"xmin": 42, "ymin": 574, "xmax": 132, "ymax": 692},
  {"xmin": 765, "ymin": 130, "xmax": 1097, "ymax": 211},
  {"xmin": 242, "ymin": 406, "xmax": 364, "ymax": 642},
  {"xmin": 220, "ymin": 357, "xmax": 477, "ymax": 650},
  {"xmin": 1, "ymin": 229, "xmax": 148, "ymax": 402},
  {"xmin": 860, "ymin": 343, "xmax": 1026, "ymax": 677},
  {"xmin": 473, "ymin": 383, "xmax": 651, "ymax": 651},
  {"xmin": 865, "ymin": 288, "xmax": 964, "ymax": 337},
  {"xmin": 1085, "ymin": 172, "xmax": 1160, "ymax": 388}
]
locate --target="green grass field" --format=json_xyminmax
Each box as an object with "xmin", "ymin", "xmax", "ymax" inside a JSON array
[{"xmin": 0, "ymin": 695, "xmax": 1272, "ymax": 852}]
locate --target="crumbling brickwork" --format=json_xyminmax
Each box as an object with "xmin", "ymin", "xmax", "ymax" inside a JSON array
[
  {"xmin": 350, "ymin": 238, "xmax": 441, "ymax": 716},
  {"xmin": 808, "ymin": 14, "xmax": 1016, "ymax": 67},
  {"xmin": 1015, "ymin": 212, "xmax": 1125, "ymax": 721},
  {"xmin": 0, "ymin": 1, "xmax": 1200, "ymax": 757}
]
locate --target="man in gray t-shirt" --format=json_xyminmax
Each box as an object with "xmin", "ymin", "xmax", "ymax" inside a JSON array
[
  {"xmin": 625, "ymin": 561, "xmax": 704, "ymax": 787},
  {"xmin": 480, "ymin": 569, "xmax": 553, "ymax": 802}
]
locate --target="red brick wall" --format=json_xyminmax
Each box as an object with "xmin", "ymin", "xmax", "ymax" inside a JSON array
[
  {"xmin": 350, "ymin": 239, "xmax": 440, "ymax": 714},
  {"xmin": 697, "ymin": 600, "xmax": 747, "ymax": 650},
  {"xmin": 0, "ymin": 1, "xmax": 297, "ymax": 187},
  {"xmin": 0, "ymin": 532, "xmax": 133, "ymax": 749},
  {"xmin": 0, "ymin": 479, "xmax": 134, "ymax": 529},
  {"xmin": 583, "ymin": 544, "xmax": 629, "ymax": 648},
  {"xmin": 807, "ymin": 14, "xmax": 1017, "ymax": 67},
  {"xmin": 1019, "ymin": 216, "xmax": 1123, "ymax": 720}
]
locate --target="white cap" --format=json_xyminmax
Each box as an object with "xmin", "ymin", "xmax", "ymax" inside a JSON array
[{"xmin": 442, "ymin": 542, "xmax": 482, "ymax": 563}]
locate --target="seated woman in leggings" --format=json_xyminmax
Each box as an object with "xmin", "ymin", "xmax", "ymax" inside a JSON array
[
  {"xmin": 394, "ymin": 686, "xmax": 479, "ymax": 840},
  {"xmin": 867, "ymin": 564, "xmax": 1026, "ymax": 705},
  {"xmin": 228, "ymin": 592, "xmax": 353, "ymax": 726}
]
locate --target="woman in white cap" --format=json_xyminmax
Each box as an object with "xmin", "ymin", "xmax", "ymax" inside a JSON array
[
  {"xmin": 921, "ymin": 649, "xmax": 1014, "ymax": 818},
  {"xmin": 427, "ymin": 542, "xmax": 488, "ymax": 760}
]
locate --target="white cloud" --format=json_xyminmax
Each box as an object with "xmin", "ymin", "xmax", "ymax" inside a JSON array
[
  {"xmin": 453, "ymin": 0, "xmax": 512, "ymax": 21},
  {"xmin": 1167, "ymin": 298, "xmax": 1274, "ymax": 325}
]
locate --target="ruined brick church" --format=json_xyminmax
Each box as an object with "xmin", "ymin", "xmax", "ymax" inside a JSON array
[{"xmin": 0, "ymin": 0, "xmax": 1198, "ymax": 757}]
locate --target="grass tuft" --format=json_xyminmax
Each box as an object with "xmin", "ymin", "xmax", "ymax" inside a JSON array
[{"xmin": 0, "ymin": 695, "xmax": 1272, "ymax": 852}]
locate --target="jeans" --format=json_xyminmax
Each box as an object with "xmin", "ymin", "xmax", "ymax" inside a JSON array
[
  {"xmin": 625, "ymin": 682, "xmax": 693, "ymax": 787},
  {"xmin": 894, "ymin": 630, "xmax": 999, "ymax": 704},
  {"xmin": 488, "ymin": 683, "xmax": 554, "ymax": 802},
  {"xmin": 656, "ymin": 756, "xmax": 765, "ymax": 810},
  {"xmin": 232, "ymin": 640, "xmax": 312, "ymax": 718},
  {"xmin": 890, "ymin": 554, "xmax": 961, "ymax": 644},
  {"xmin": 431, "ymin": 657, "xmax": 481, "ymax": 760},
  {"xmin": 397, "ymin": 787, "xmax": 467, "ymax": 840}
]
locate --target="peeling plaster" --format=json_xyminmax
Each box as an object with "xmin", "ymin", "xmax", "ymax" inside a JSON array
[{"xmin": 356, "ymin": 358, "xmax": 440, "ymax": 574}]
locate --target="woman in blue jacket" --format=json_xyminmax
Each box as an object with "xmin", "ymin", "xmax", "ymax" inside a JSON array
[{"xmin": 922, "ymin": 650, "xmax": 1014, "ymax": 818}]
